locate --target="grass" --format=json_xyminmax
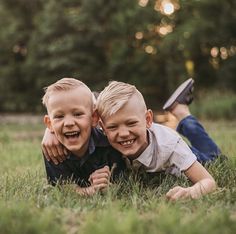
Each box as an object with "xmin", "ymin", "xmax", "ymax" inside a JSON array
[
  {"xmin": 191, "ymin": 89, "xmax": 236, "ymax": 120},
  {"xmin": 0, "ymin": 117, "xmax": 236, "ymax": 234}
]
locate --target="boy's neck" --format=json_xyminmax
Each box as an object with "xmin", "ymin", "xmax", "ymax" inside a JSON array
[{"xmin": 72, "ymin": 144, "xmax": 89, "ymax": 158}]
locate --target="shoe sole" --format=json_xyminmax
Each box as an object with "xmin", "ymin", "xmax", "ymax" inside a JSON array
[{"xmin": 163, "ymin": 78, "xmax": 194, "ymax": 110}]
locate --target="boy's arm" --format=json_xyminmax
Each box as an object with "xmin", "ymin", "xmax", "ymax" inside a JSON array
[
  {"xmin": 89, "ymin": 166, "xmax": 111, "ymax": 192},
  {"xmin": 166, "ymin": 161, "xmax": 216, "ymax": 201},
  {"xmin": 45, "ymin": 161, "xmax": 111, "ymax": 196},
  {"xmin": 41, "ymin": 128, "xmax": 68, "ymax": 164},
  {"xmin": 72, "ymin": 166, "xmax": 111, "ymax": 196}
]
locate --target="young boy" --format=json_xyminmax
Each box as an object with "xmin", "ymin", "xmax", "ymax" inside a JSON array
[
  {"xmin": 41, "ymin": 78, "xmax": 126, "ymax": 196},
  {"xmin": 96, "ymin": 80, "xmax": 218, "ymax": 201}
]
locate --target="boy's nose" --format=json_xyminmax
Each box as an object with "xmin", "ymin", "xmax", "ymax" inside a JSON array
[
  {"xmin": 118, "ymin": 126, "xmax": 129, "ymax": 137},
  {"xmin": 64, "ymin": 116, "xmax": 75, "ymax": 126}
]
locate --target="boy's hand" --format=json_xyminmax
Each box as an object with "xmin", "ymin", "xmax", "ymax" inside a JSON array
[
  {"xmin": 41, "ymin": 128, "xmax": 68, "ymax": 164},
  {"xmin": 166, "ymin": 186, "xmax": 192, "ymax": 201},
  {"xmin": 75, "ymin": 185, "xmax": 97, "ymax": 196},
  {"xmin": 89, "ymin": 166, "xmax": 111, "ymax": 192}
]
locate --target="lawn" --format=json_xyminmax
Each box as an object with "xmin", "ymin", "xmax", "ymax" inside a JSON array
[{"xmin": 0, "ymin": 116, "xmax": 235, "ymax": 234}]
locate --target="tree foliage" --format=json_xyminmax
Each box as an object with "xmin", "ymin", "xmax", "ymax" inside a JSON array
[{"xmin": 0, "ymin": 0, "xmax": 235, "ymax": 112}]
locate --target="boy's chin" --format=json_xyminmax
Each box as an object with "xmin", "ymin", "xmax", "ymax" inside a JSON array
[
  {"xmin": 118, "ymin": 145, "xmax": 143, "ymax": 159},
  {"xmin": 122, "ymin": 152, "xmax": 139, "ymax": 160},
  {"xmin": 65, "ymin": 145, "xmax": 84, "ymax": 157}
]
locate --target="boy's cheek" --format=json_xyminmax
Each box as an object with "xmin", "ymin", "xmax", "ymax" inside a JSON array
[{"xmin": 105, "ymin": 132, "xmax": 113, "ymax": 140}]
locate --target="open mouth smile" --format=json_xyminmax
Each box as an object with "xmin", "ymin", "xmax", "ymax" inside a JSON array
[{"xmin": 64, "ymin": 131, "xmax": 80, "ymax": 138}]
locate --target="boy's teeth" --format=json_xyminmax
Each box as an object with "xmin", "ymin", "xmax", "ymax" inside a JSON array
[
  {"xmin": 120, "ymin": 140, "xmax": 134, "ymax": 145},
  {"xmin": 65, "ymin": 131, "xmax": 79, "ymax": 136}
]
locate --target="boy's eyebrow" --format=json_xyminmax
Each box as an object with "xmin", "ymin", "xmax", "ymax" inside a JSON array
[
  {"xmin": 51, "ymin": 109, "xmax": 64, "ymax": 114},
  {"xmin": 105, "ymin": 118, "xmax": 139, "ymax": 125}
]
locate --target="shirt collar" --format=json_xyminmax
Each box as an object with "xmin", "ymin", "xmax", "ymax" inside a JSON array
[
  {"xmin": 88, "ymin": 129, "xmax": 96, "ymax": 155},
  {"xmin": 134, "ymin": 129, "xmax": 154, "ymax": 167}
]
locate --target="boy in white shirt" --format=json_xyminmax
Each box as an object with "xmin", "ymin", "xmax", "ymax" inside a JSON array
[{"xmin": 96, "ymin": 80, "xmax": 217, "ymax": 201}]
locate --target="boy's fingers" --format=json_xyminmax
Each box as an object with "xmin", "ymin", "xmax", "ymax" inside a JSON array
[
  {"xmin": 57, "ymin": 145, "xmax": 66, "ymax": 158},
  {"xmin": 93, "ymin": 183, "xmax": 108, "ymax": 191},
  {"xmin": 170, "ymin": 190, "xmax": 188, "ymax": 201},
  {"xmin": 166, "ymin": 187, "xmax": 180, "ymax": 199},
  {"xmin": 42, "ymin": 146, "xmax": 59, "ymax": 164},
  {"xmin": 55, "ymin": 144, "xmax": 68, "ymax": 160},
  {"xmin": 95, "ymin": 171, "xmax": 110, "ymax": 178},
  {"xmin": 51, "ymin": 146, "xmax": 59, "ymax": 158},
  {"xmin": 166, "ymin": 187, "xmax": 189, "ymax": 201},
  {"xmin": 96, "ymin": 166, "xmax": 111, "ymax": 176},
  {"xmin": 49, "ymin": 146, "xmax": 66, "ymax": 163},
  {"xmin": 89, "ymin": 166, "xmax": 111, "ymax": 184},
  {"xmin": 46, "ymin": 148, "xmax": 59, "ymax": 165},
  {"xmin": 42, "ymin": 149, "xmax": 50, "ymax": 161},
  {"xmin": 90, "ymin": 175, "xmax": 109, "ymax": 185},
  {"xmin": 90, "ymin": 172, "xmax": 110, "ymax": 182},
  {"xmin": 51, "ymin": 157, "xmax": 59, "ymax": 165},
  {"xmin": 53, "ymin": 146, "xmax": 66, "ymax": 162},
  {"xmin": 92, "ymin": 178, "xmax": 109, "ymax": 185},
  {"xmin": 42, "ymin": 146, "xmax": 50, "ymax": 161}
]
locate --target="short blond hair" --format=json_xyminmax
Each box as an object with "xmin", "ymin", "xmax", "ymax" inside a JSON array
[
  {"xmin": 96, "ymin": 81, "xmax": 147, "ymax": 119},
  {"xmin": 42, "ymin": 78, "xmax": 94, "ymax": 109}
]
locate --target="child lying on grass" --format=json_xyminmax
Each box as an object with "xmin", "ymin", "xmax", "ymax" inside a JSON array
[
  {"xmin": 41, "ymin": 78, "xmax": 126, "ymax": 196},
  {"xmin": 96, "ymin": 80, "xmax": 219, "ymax": 201},
  {"xmin": 43, "ymin": 79, "xmax": 223, "ymax": 200}
]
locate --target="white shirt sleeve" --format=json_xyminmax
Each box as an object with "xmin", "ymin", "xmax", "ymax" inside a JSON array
[{"xmin": 169, "ymin": 137, "xmax": 197, "ymax": 172}]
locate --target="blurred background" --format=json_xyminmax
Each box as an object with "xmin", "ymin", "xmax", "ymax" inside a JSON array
[{"xmin": 0, "ymin": 0, "xmax": 235, "ymax": 119}]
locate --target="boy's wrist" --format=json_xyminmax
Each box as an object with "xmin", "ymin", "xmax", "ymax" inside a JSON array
[
  {"xmin": 188, "ymin": 184, "xmax": 202, "ymax": 199},
  {"xmin": 74, "ymin": 185, "xmax": 96, "ymax": 196}
]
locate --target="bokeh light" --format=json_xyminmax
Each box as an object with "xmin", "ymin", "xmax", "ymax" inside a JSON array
[{"xmin": 138, "ymin": 0, "xmax": 149, "ymax": 7}]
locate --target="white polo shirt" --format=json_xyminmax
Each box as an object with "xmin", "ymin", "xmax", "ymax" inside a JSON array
[{"xmin": 133, "ymin": 123, "xmax": 197, "ymax": 176}]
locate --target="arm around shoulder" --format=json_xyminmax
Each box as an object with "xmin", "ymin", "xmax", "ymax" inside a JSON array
[{"xmin": 41, "ymin": 127, "xmax": 68, "ymax": 164}]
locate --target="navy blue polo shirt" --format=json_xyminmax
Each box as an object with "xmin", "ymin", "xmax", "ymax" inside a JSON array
[{"xmin": 44, "ymin": 128, "xmax": 126, "ymax": 187}]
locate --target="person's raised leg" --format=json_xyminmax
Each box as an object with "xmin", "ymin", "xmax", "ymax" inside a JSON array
[{"xmin": 163, "ymin": 79, "xmax": 221, "ymax": 163}]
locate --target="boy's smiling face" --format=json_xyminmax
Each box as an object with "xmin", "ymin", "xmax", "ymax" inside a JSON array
[
  {"xmin": 100, "ymin": 94, "xmax": 153, "ymax": 160},
  {"xmin": 45, "ymin": 87, "xmax": 97, "ymax": 157}
]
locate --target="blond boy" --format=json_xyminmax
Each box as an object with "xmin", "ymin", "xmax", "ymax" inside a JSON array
[
  {"xmin": 96, "ymin": 81, "xmax": 217, "ymax": 201},
  {"xmin": 42, "ymin": 78, "xmax": 125, "ymax": 196}
]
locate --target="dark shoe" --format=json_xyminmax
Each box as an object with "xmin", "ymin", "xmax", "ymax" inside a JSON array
[{"xmin": 163, "ymin": 78, "xmax": 194, "ymax": 111}]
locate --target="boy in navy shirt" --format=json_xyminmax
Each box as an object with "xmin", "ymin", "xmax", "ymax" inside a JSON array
[{"xmin": 42, "ymin": 78, "xmax": 125, "ymax": 196}]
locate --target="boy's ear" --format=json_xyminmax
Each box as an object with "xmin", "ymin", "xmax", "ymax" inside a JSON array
[
  {"xmin": 44, "ymin": 115, "xmax": 54, "ymax": 132},
  {"xmin": 145, "ymin": 109, "xmax": 153, "ymax": 128},
  {"xmin": 91, "ymin": 110, "xmax": 99, "ymax": 127}
]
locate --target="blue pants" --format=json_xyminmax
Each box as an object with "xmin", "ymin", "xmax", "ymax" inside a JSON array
[{"xmin": 176, "ymin": 115, "xmax": 221, "ymax": 163}]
